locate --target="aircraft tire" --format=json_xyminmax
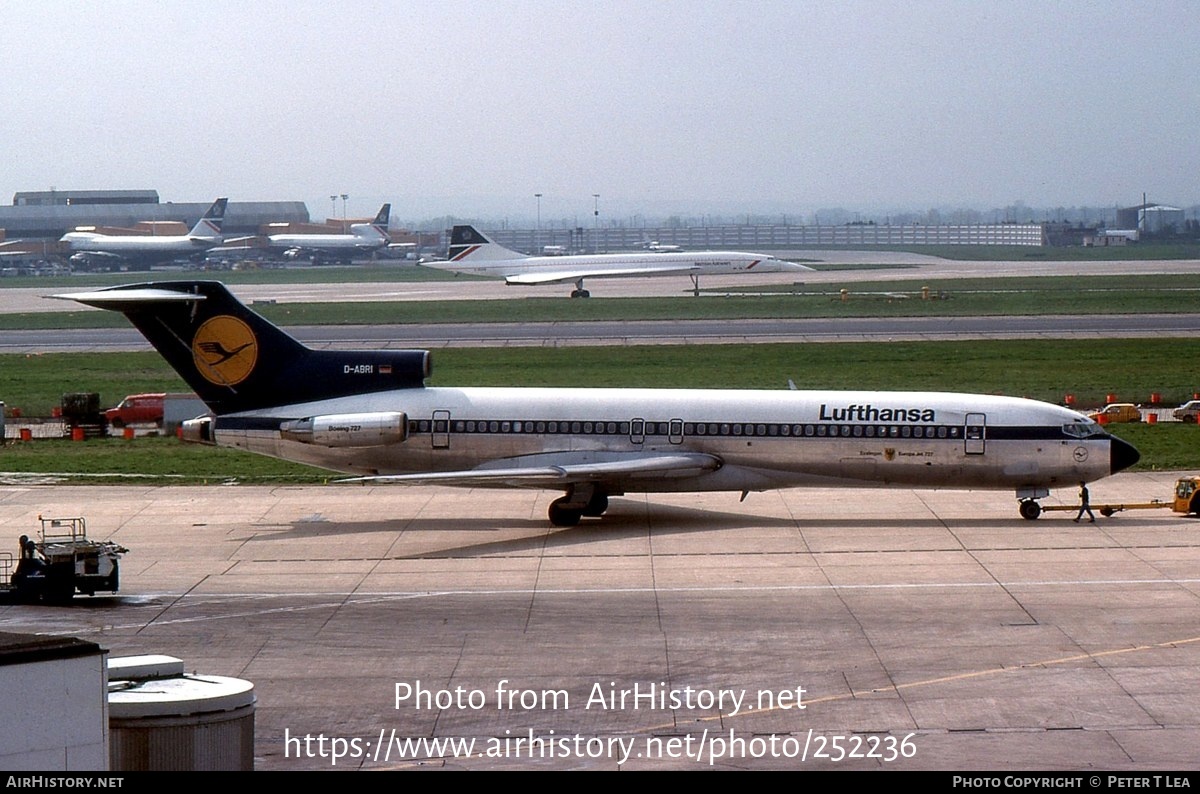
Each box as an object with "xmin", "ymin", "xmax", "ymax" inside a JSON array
[
  {"xmin": 1019, "ymin": 500, "xmax": 1042, "ymax": 520},
  {"xmin": 570, "ymin": 289, "xmax": 591, "ymax": 298},
  {"xmin": 582, "ymin": 492, "xmax": 609, "ymax": 517},
  {"xmin": 549, "ymin": 498, "xmax": 583, "ymax": 527}
]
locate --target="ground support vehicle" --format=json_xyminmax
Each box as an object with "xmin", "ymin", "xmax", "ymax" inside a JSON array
[
  {"xmin": 0, "ymin": 516, "xmax": 127, "ymax": 602},
  {"xmin": 1019, "ymin": 475, "xmax": 1200, "ymax": 520},
  {"xmin": 1172, "ymin": 401, "xmax": 1200, "ymax": 423}
]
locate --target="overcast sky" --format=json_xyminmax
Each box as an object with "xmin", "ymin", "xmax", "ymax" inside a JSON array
[{"xmin": 2, "ymin": 1, "xmax": 1196, "ymax": 225}]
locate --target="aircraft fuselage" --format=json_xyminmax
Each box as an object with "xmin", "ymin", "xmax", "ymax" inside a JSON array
[
  {"xmin": 431, "ymin": 251, "xmax": 800, "ymax": 279},
  {"xmin": 212, "ymin": 386, "xmax": 1128, "ymax": 494}
]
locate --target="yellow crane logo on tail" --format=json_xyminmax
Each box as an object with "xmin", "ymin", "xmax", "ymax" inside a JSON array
[{"xmin": 192, "ymin": 315, "xmax": 258, "ymax": 386}]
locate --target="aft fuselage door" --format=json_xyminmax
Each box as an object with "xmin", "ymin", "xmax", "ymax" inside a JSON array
[
  {"xmin": 432, "ymin": 409, "xmax": 450, "ymax": 449},
  {"xmin": 965, "ymin": 412, "xmax": 986, "ymax": 455}
]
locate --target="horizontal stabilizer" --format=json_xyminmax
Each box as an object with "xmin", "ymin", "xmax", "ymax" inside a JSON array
[{"xmin": 52, "ymin": 288, "xmax": 207, "ymax": 311}]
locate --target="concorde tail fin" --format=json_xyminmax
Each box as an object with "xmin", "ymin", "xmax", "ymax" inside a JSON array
[{"xmin": 447, "ymin": 225, "xmax": 527, "ymax": 262}]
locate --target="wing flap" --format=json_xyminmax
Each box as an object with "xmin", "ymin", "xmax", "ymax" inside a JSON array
[{"xmin": 341, "ymin": 452, "xmax": 722, "ymax": 488}]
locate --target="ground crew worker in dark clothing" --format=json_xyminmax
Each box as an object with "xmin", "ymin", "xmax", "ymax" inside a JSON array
[{"xmin": 1074, "ymin": 482, "xmax": 1096, "ymax": 523}]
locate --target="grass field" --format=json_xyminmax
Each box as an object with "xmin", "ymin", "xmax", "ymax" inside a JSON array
[{"xmin": 2, "ymin": 340, "xmax": 1195, "ymax": 415}]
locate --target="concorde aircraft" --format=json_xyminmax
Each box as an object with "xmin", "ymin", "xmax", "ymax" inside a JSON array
[
  {"xmin": 55, "ymin": 281, "xmax": 1139, "ymax": 526},
  {"xmin": 59, "ymin": 198, "xmax": 228, "ymax": 270},
  {"xmin": 419, "ymin": 225, "xmax": 810, "ymax": 297}
]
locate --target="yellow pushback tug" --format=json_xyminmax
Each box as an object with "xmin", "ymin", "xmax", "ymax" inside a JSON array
[{"xmin": 1034, "ymin": 476, "xmax": 1200, "ymax": 519}]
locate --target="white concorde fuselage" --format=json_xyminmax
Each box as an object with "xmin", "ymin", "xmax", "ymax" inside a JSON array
[
  {"xmin": 212, "ymin": 387, "xmax": 1128, "ymax": 493},
  {"xmin": 433, "ymin": 250, "xmax": 803, "ymax": 280}
]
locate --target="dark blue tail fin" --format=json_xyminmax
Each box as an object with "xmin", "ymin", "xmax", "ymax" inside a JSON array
[{"xmin": 55, "ymin": 281, "xmax": 429, "ymax": 415}]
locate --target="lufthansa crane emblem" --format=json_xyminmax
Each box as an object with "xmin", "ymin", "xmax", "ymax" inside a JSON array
[{"xmin": 192, "ymin": 315, "xmax": 258, "ymax": 386}]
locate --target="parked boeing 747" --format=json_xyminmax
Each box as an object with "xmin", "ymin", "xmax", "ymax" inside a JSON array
[
  {"xmin": 420, "ymin": 225, "xmax": 810, "ymax": 297},
  {"xmin": 55, "ymin": 281, "xmax": 1139, "ymax": 526},
  {"xmin": 60, "ymin": 198, "xmax": 228, "ymax": 270},
  {"xmin": 265, "ymin": 203, "xmax": 392, "ymax": 264}
]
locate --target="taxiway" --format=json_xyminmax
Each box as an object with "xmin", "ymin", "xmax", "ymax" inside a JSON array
[{"xmin": 1, "ymin": 475, "xmax": 1197, "ymax": 770}]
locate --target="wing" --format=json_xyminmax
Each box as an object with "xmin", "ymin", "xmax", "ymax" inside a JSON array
[
  {"xmin": 211, "ymin": 235, "xmax": 267, "ymax": 251},
  {"xmin": 340, "ymin": 452, "xmax": 722, "ymax": 489},
  {"xmin": 505, "ymin": 263, "xmax": 698, "ymax": 285}
]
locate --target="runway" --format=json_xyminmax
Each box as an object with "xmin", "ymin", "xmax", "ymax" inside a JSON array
[
  {"xmin": 4, "ymin": 250, "xmax": 1199, "ymax": 314},
  {"xmin": 4, "ymin": 314, "xmax": 1200, "ymax": 353},
  {"xmin": 1, "ymin": 474, "xmax": 1198, "ymax": 769}
]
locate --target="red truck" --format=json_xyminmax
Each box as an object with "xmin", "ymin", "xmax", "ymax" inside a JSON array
[{"xmin": 104, "ymin": 393, "xmax": 164, "ymax": 428}]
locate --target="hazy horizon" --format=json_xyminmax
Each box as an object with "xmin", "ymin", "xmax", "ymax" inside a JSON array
[{"xmin": 4, "ymin": 1, "xmax": 1196, "ymax": 228}]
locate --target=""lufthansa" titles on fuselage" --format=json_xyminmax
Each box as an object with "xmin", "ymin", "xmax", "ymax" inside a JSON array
[{"xmin": 818, "ymin": 403, "xmax": 937, "ymax": 422}]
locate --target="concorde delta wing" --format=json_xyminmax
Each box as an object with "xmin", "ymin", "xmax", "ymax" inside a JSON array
[{"xmin": 505, "ymin": 263, "xmax": 697, "ymax": 285}]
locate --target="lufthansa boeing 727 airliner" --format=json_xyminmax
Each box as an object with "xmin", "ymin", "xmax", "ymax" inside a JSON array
[{"xmin": 56, "ymin": 281, "xmax": 1139, "ymax": 526}]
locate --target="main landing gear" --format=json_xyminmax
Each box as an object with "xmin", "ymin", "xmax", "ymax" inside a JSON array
[
  {"xmin": 569, "ymin": 278, "xmax": 590, "ymax": 299},
  {"xmin": 548, "ymin": 485, "xmax": 609, "ymax": 527},
  {"xmin": 1018, "ymin": 499, "xmax": 1042, "ymax": 520}
]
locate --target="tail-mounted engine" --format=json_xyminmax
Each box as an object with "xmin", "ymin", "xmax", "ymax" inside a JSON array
[{"xmin": 279, "ymin": 412, "xmax": 408, "ymax": 448}]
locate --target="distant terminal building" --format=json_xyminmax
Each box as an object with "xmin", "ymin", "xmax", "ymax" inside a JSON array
[
  {"xmin": 1, "ymin": 189, "xmax": 308, "ymax": 239},
  {"xmin": 491, "ymin": 222, "xmax": 1046, "ymax": 254},
  {"xmin": 1083, "ymin": 230, "xmax": 1138, "ymax": 247},
  {"xmin": 14, "ymin": 189, "xmax": 159, "ymax": 206}
]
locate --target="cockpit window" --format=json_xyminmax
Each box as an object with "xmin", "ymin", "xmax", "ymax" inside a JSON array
[{"xmin": 1062, "ymin": 419, "xmax": 1105, "ymax": 439}]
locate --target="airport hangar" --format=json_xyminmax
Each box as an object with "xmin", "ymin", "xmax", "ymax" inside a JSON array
[{"xmin": 1, "ymin": 189, "xmax": 308, "ymax": 239}]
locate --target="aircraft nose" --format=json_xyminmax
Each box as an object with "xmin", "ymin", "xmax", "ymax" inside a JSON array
[
  {"xmin": 781, "ymin": 260, "xmax": 814, "ymax": 272},
  {"xmin": 1109, "ymin": 435, "xmax": 1140, "ymax": 474}
]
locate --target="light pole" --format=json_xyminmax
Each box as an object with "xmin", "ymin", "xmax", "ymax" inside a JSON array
[
  {"xmin": 330, "ymin": 195, "xmax": 337, "ymax": 222},
  {"xmin": 340, "ymin": 194, "xmax": 349, "ymax": 231},
  {"xmin": 534, "ymin": 193, "xmax": 542, "ymax": 253},
  {"xmin": 592, "ymin": 193, "xmax": 600, "ymax": 252}
]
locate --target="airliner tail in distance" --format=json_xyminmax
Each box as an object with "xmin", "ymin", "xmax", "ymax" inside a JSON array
[
  {"xmin": 425, "ymin": 225, "xmax": 811, "ymax": 297},
  {"xmin": 446, "ymin": 224, "xmax": 529, "ymax": 262},
  {"xmin": 188, "ymin": 197, "xmax": 229, "ymax": 239}
]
